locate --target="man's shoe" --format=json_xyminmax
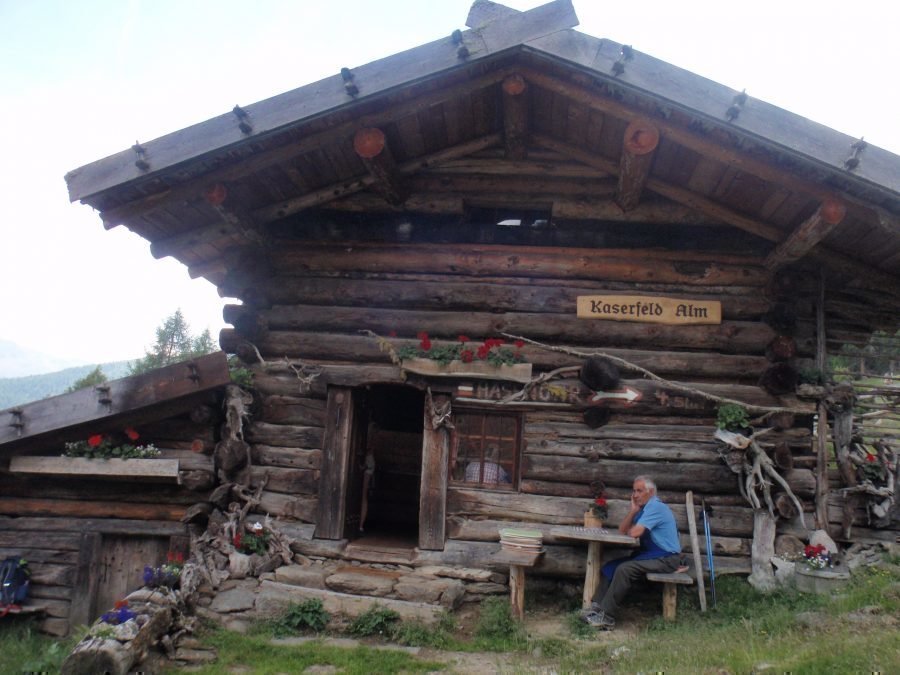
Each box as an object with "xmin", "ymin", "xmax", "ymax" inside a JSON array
[
  {"xmin": 579, "ymin": 602, "xmax": 602, "ymax": 620},
  {"xmin": 585, "ymin": 611, "xmax": 615, "ymax": 630}
]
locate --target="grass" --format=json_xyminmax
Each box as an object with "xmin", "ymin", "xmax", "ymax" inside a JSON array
[{"xmin": 4, "ymin": 561, "xmax": 898, "ymax": 673}]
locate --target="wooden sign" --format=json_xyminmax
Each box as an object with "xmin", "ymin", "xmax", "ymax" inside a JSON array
[{"xmin": 577, "ymin": 295, "xmax": 721, "ymax": 325}]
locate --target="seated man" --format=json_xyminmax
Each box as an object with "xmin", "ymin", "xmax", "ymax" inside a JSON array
[
  {"xmin": 464, "ymin": 444, "xmax": 510, "ymax": 484},
  {"xmin": 583, "ymin": 475, "xmax": 682, "ymax": 630}
]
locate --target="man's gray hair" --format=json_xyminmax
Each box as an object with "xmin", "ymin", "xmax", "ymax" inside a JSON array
[{"xmin": 634, "ymin": 475, "xmax": 657, "ymax": 493}]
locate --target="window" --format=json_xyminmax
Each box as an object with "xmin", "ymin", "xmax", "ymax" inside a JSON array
[{"xmin": 450, "ymin": 410, "xmax": 521, "ymax": 489}]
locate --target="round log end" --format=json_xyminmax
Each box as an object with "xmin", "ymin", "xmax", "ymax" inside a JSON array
[
  {"xmin": 583, "ymin": 407, "xmax": 610, "ymax": 428},
  {"xmin": 353, "ymin": 127, "xmax": 387, "ymax": 159},
  {"xmin": 502, "ymin": 74, "xmax": 527, "ymax": 96},
  {"xmin": 820, "ymin": 198, "xmax": 847, "ymax": 225},
  {"xmin": 205, "ymin": 183, "xmax": 228, "ymax": 205},
  {"xmin": 623, "ymin": 119, "xmax": 660, "ymax": 155},
  {"xmin": 765, "ymin": 335, "xmax": 798, "ymax": 362},
  {"xmin": 759, "ymin": 363, "xmax": 799, "ymax": 396},
  {"xmin": 579, "ymin": 357, "xmax": 621, "ymax": 392}
]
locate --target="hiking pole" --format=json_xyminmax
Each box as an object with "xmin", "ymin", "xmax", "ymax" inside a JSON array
[{"xmin": 702, "ymin": 500, "xmax": 717, "ymax": 608}]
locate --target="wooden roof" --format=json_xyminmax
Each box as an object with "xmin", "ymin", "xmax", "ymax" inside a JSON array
[{"xmin": 65, "ymin": 0, "xmax": 900, "ymax": 312}]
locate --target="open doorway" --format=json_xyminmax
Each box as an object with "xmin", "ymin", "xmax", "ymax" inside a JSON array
[{"xmin": 349, "ymin": 385, "xmax": 424, "ymax": 547}]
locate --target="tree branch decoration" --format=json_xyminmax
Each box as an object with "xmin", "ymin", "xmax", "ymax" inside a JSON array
[{"xmin": 715, "ymin": 427, "xmax": 807, "ymax": 529}]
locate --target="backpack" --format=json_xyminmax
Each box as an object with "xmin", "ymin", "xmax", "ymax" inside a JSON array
[{"xmin": 0, "ymin": 557, "xmax": 30, "ymax": 607}]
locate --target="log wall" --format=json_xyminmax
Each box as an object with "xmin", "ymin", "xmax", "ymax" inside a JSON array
[
  {"xmin": 222, "ymin": 236, "xmax": 831, "ymax": 576},
  {"xmin": 0, "ymin": 409, "xmax": 217, "ymax": 635}
]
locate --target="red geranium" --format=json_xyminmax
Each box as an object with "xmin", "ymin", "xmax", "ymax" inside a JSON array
[
  {"xmin": 124, "ymin": 427, "xmax": 140, "ymax": 441},
  {"xmin": 114, "ymin": 599, "xmax": 129, "ymax": 610},
  {"xmin": 388, "ymin": 330, "xmax": 398, "ymax": 337},
  {"xmin": 87, "ymin": 434, "xmax": 104, "ymax": 448},
  {"xmin": 460, "ymin": 349, "xmax": 474, "ymax": 363},
  {"xmin": 417, "ymin": 331, "xmax": 431, "ymax": 351},
  {"xmin": 476, "ymin": 344, "xmax": 490, "ymax": 360},
  {"xmin": 458, "ymin": 335, "xmax": 471, "ymax": 343},
  {"xmin": 865, "ymin": 453, "xmax": 877, "ymax": 463},
  {"xmin": 514, "ymin": 339, "xmax": 525, "ymax": 349},
  {"xmin": 594, "ymin": 497, "xmax": 607, "ymax": 507},
  {"xmin": 233, "ymin": 532, "xmax": 243, "ymax": 549}
]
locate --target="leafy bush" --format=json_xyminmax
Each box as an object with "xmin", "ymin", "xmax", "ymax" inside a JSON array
[
  {"xmin": 716, "ymin": 403, "xmax": 750, "ymax": 431},
  {"xmin": 272, "ymin": 599, "xmax": 330, "ymax": 636},
  {"xmin": 392, "ymin": 612, "xmax": 458, "ymax": 649},
  {"xmin": 347, "ymin": 605, "xmax": 400, "ymax": 637}
]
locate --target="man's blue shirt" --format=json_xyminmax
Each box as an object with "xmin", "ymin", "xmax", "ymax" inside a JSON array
[{"xmin": 635, "ymin": 495, "xmax": 681, "ymax": 555}]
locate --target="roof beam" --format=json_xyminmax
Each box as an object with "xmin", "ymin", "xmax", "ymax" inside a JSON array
[
  {"xmin": 353, "ymin": 127, "xmax": 409, "ymax": 206},
  {"xmin": 533, "ymin": 134, "xmax": 900, "ymax": 297},
  {"xmin": 615, "ymin": 118, "xmax": 660, "ymax": 211},
  {"xmin": 521, "ymin": 68, "xmax": 888, "ymax": 225},
  {"xmin": 764, "ymin": 199, "xmax": 846, "ymax": 270},
  {"xmin": 98, "ymin": 68, "xmax": 517, "ymax": 229},
  {"xmin": 502, "ymin": 74, "xmax": 529, "ymax": 160}
]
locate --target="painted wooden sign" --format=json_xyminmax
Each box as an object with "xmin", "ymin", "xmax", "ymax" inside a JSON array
[{"xmin": 577, "ymin": 295, "xmax": 721, "ymax": 325}]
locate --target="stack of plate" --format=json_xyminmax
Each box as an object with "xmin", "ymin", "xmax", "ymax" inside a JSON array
[{"xmin": 498, "ymin": 527, "xmax": 543, "ymax": 553}]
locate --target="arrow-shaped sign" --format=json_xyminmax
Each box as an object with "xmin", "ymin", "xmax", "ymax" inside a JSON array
[{"xmin": 590, "ymin": 386, "xmax": 641, "ymax": 404}]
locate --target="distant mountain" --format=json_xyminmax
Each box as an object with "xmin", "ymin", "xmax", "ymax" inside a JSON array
[
  {"xmin": 0, "ymin": 339, "xmax": 88, "ymax": 378},
  {"xmin": 0, "ymin": 361, "xmax": 132, "ymax": 410}
]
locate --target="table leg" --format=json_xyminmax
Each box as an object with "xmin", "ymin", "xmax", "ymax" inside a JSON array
[
  {"xmin": 509, "ymin": 564, "xmax": 525, "ymax": 619},
  {"xmin": 582, "ymin": 541, "xmax": 604, "ymax": 608}
]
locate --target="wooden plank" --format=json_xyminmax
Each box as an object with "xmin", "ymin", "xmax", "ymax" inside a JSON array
[
  {"xmin": 9, "ymin": 457, "xmax": 180, "ymax": 483},
  {"xmin": 764, "ymin": 199, "xmax": 847, "ymax": 270},
  {"xmin": 0, "ymin": 351, "xmax": 230, "ymax": 449},
  {"xmin": 685, "ymin": 491, "xmax": 707, "ymax": 612},
  {"xmin": 0, "ymin": 516, "xmax": 188, "ymax": 537},
  {"xmin": 616, "ymin": 119, "xmax": 659, "ymax": 211},
  {"xmin": 0, "ymin": 498, "xmax": 186, "ymax": 521},
  {"xmin": 69, "ymin": 532, "xmax": 102, "ymax": 628},
  {"xmin": 314, "ymin": 388, "xmax": 356, "ymax": 538},
  {"xmin": 419, "ymin": 392, "xmax": 450, "ymax": 550}
]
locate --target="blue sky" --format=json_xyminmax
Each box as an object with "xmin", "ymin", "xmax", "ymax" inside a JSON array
[{"xmin": 1, "ymin": 0, "xmax": 897, "ymax": 376}]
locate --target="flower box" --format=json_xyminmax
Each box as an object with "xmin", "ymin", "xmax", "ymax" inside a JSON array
[
  {"xmin": 9, "ymin": 456, "xmax": 181, "ymax": 483},
  {"xmin": 400, "ymin": 358, "xmax": 533, "ymax": 383}
]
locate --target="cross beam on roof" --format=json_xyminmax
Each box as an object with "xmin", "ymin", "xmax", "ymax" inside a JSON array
[
  {"xmin": 502, "ymin": 74, "xmax": 529, "ymax": 160},
  {"xmin": 764, "ymin": 199, "xmax": 846, "ymax": 270},
  {"xmin": 615, "ymin": 118, "xmax": 660, "ymax": 211},
  {"xmin": 353, "ymin": 127, "xmax": 409, "ymax": 206}
]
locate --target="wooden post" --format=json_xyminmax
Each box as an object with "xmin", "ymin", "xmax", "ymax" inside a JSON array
[
  {"xmin": 509, "ymin": 564, "xmax": 525, "ymax": 620},
  {"xmin": 502, "ymin": 74, "xmax": 529, "ymax": 160},
  {"xmin": 314, "ymin": 387, "xmax": 356, "ymax": 539},
  {"xmin": 582, "ymin": 541, "xmax": 603, "ymax": 608},
  {"xmin": 69, "ymin": 532, "xmax": 103, "ymax": 630},
  {"xmin": 685, "ymin": 491, "xmax": 707, "ymax": 612},
  {"xmin": 661, "ymin": 583, "xmax": 677, "ymax": 621},
  {"xmin": 764, "ymin": 198, "xmax": 847, "ymax": 270},
  {"xmin": 815, "ymin": 401, "xmax": 829, "ymax": 529},
  {"xmin": 419, "ymin": 391, "xmax": 450, "ymax": 550},
  {"xmin": 353, "ymin": 127, "xmax": 408, "ymax": 205},
  {"xmin": 615, "ymin": 119, "xmax": 659, "ymax": 211}
]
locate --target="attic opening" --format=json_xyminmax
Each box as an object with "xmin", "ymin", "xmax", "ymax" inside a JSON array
[{"xmin": 350, "ymin": 385, "xmax": 424, "ymax": 547}]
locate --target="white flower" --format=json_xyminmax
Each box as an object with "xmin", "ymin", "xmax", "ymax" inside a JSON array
[{"xmin": 250, "ymin": 522, "xmax": 264, "ymax": 532}]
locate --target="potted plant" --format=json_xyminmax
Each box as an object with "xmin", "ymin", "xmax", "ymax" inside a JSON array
[
  {"xmin": 584, "ymin": 491, "xmax": 609, "ymax": 528},
  {"xmin": 794, "ymin": 543, "xmax": 850, "ymax": 593}
]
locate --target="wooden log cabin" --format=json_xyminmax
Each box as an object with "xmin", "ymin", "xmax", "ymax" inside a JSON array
[
  {"xmin": 50, "ymin": 0, "xmax": 900, "ymax": 608},
  {"xmin": 0, "ymin": 353, "xmax": 231, "ymax": 635}
]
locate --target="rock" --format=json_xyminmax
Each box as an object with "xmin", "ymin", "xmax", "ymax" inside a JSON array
[
  {"xmin": 808, "ymin": 529, "xmax": 838, "ymax": 554},
  {"xmin": 224, "ymin": 618, "xmax": 253, "ymax": 634},
  {"xmin": 111, "ymin": 620, "xmax": 140, "ymax": 641},
  {"xmin": 325, "ymin": 568, "xmax": 399, "ymax": 596},
  {"xmin": 440, "ymin": 580, "xmax": 466, "ymax": 609},
  {"xmin": 209, "ymin": 587, "xmax": 257, "ymax": 613},
  {"xmin": 275, "ymin": 564, "xmax": 328, "ymax": 589},
  {"xmin": 774, "ymin": 534, "xmax": 805, "ymax": 556},
  {"xmin": 126, "ymin": 588, "xmax": 177, "ymax": 606},
  {"xmin": 462, "ymin": 582, "xmax": 507, "ymax": 595},
  {"xmin": 413, "ymin": 565, "xmax": 497, "ymax": 582},
  {"xmin": 770, "ymin": 557, "xmax": 796, "ymax": 587},
  {"xmin": 394, "ymin": 578, "xmax": 465, "ymax": 608},
  {"xmin": 229, "ymin": 552, "xmax": 252, "ymax": 579}
]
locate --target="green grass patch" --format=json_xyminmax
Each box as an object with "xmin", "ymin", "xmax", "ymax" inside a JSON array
[
  {"xmin": 179, "ymin": 624, "xmax": 445, "ymax": 674},
  {"xmin": 0, "ymin": 617, "xmax": 79, "ymax": 673}
]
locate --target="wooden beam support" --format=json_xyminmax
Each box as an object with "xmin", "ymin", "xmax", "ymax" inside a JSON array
[
  {"xmin": 616, "ymin": 118, "xmax": 659, "ymax": 211},
  {"xmin": 764, "ymin": 198, "xmax": 846, "ymax": 270},
  {"xmin": 98, "ymin": 68, "xmax": 517, "ymax": 228},
  {"xmin": 353, "ymin": 127, "xmax": 409, "ymax": 206},
  {"xmin": 501, "ymin": 74, "xmax": 529, "ymax": 160},
  {"xmin": 533, "ymin": 134, "xmax": 900, "ymax": 297}
]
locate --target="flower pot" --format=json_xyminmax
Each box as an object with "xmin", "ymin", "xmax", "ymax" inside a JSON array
[
  {"xmin": 584, "ymin": 512, "xmax": 604, "ymax": 529},
  {"xmin": 794, "ymin": 565, "xmax": 850, "ymax": 594},
  {"xmin": 400, "ymin": 358, "xmax": 533, "ymax": 383}
]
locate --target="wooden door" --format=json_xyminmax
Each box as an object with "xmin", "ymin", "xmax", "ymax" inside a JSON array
[
  {"xmin": 94, "ymin": 535, "xmax": 168, "ymax": 619},
  {"xmin": 314, "ymin": 387, "xmax": 359, "ymax": 539}
]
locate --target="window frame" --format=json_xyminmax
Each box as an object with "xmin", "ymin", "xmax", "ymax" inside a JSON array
[{"xmin": 449, "ymin": 407, "xmax": 522, "ymax": 491}]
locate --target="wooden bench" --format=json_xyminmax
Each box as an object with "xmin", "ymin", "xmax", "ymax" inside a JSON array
[
  {"xmin": 490, "ymin": 548, "xmax": 543, "ymax": 620},
  {"xmin": 646, "ymin": 570, "xmax": 694, "ymax": 621}
]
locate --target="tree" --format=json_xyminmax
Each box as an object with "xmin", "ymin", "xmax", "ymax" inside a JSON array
[
  {"xmin": 66, "ymin": 365, "xmax": 108, "ymax": 393},
  {"xmin": 129, "ymin": 309, "xmax": 217, "ymax": 375}
]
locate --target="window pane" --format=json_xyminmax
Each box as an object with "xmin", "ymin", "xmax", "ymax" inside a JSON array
[{"xmin": 452, "ymin": 410, "xmax": 519, "ymax": 488}]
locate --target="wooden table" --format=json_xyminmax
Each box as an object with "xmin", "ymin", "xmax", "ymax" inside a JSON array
[{"xmin": 550, "ymin": 526, "xmax": 638, "ymax": 608}]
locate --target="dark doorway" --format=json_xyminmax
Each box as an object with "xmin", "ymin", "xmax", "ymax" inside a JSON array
[{"xmin": 350, "ymin": 385, "xmax": 424, "ymax": 544}]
